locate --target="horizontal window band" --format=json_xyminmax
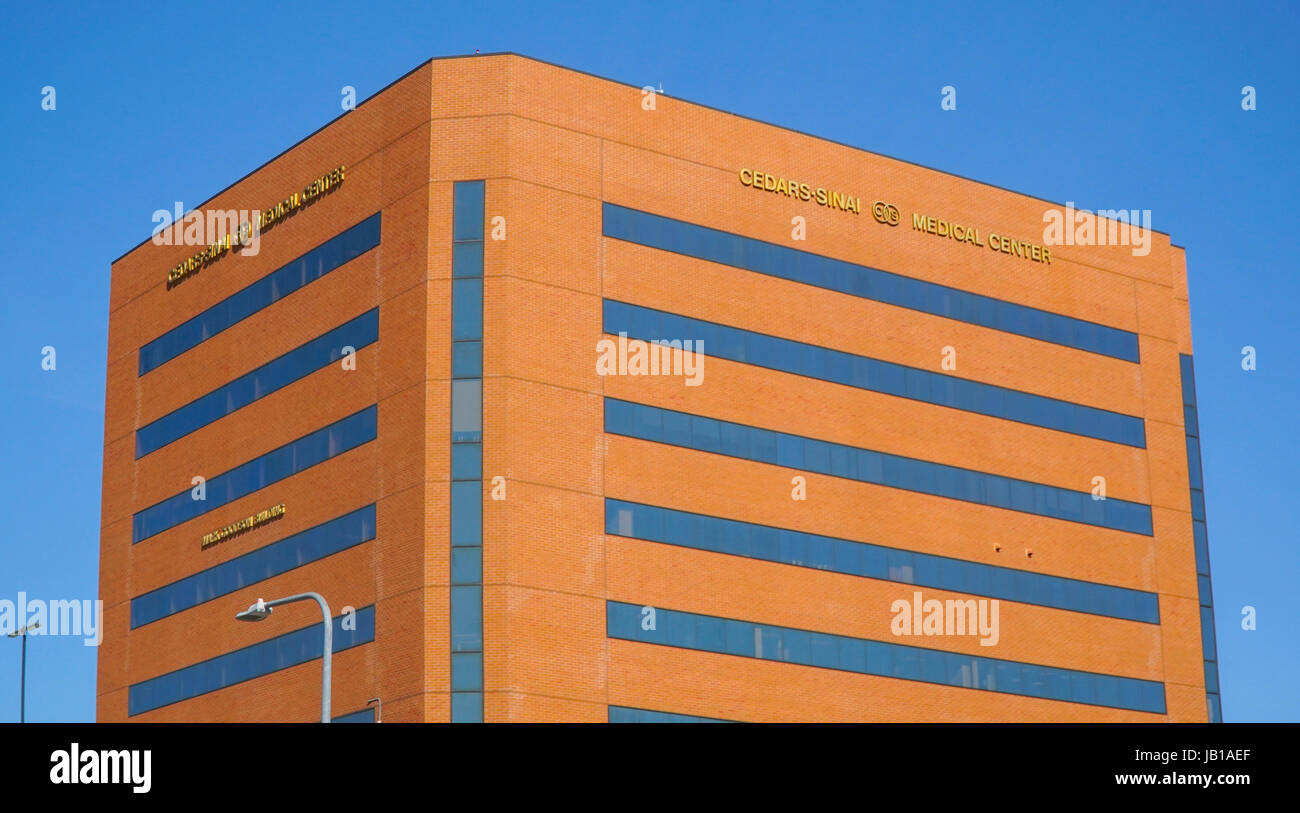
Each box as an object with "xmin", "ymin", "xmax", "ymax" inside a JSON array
[
  {"xmin": 132, "ymin": 405, "xmax": 377, "ymax": 543},
  {"xmin": 608, "ymin": 705, "xmax": 735, "ymax": 723},
  {"xmin": 603, "ymin": 203, "xmax": 1139, "ymax": 363},
  {"xmin": 136, "ymin": 309, "xmax": 379, "ymax": 458},
  {"xmin": 606, "ymin": 499, "xmax": 1159, "ymax": 623},
  {"xmin": 139, "ymin": 212, "xmax": 381, "ymax": 376},
  {"xmin": 605, "ymin": 398, "xmax": 1153, "ymax": 535},
  {"xmin": 607, "ymin": 601, "xmax": 1166, "ymax": 714},
  {"xmin": 130, "ymin": 504, "xmax": 376, "ymax": 628},
  {"xmin": 604, "ymin": 299, "xmax": 1145, "ymax": 447},
  {"xmin": 128, "ymin": 605, "xmax": 375, "ymax": 717}
]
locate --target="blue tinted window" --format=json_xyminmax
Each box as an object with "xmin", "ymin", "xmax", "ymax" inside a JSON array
[
  {"xmin": 451, "ymin": 443, "xmax": 482, "ymax": 480},
  {"xmin": 608, "ymin": 706, "xmax": 733, "ymax": 723},
  {"xmin": 453, "ymin": 241, "xmax": 484, "ymax": 277},
  {"xmin": 607, "ymin": 602, "xmax": 1164, "ymax": 714},
  {"xmin": 132, "ymin": 406, "xmax": 377, "ymax": 543},
  {"xmin": 1180, "ymin": 355, "xmax": 1219, "ymax": 717},
  {"xmin": 603, "ymin": 204, "xmax": 1139, "ymax": 362},
  {"xmin": 332, "ymin": 708, "xmax": 377, "ymax": 723},
  {"xmin": 450, "ymin": 182, "xmax": 487, "ymax": 721},
  {"xmin": 1186, "ymin": 438, "xmax": 1204, "ymax": 491},
  {"xmin": 139, "ymin": 214, "xmax": 381, "ymax": 375},
  {"xmin": 1179, "ymin": 354, "xmax": 1197, "ymax": 406},
  {"xmin": 1200, "ymin": 606, "xmax": 1218, "ymax": 660},
  {"xmin": 451, "ymin": 692, "xmax": 484, "ymax": 723},
  {"xmin": 450, "ymin": 481, "xmax": 482, "ymax": 545},
  {"xmin": 1193, "ymin": 521, "xmax": 1210, "ymax": 574},
  {"xmin": 605, "ymin": 400, "xmax": 1152, "ymax": 535},
  {"xmin": 451, "ymin": 546, "xmax": 482, "ymax": 585},
  {"xmin": 451, "ymin": 652, "xmax": 483, "ymax": 691},
  {"xmin": 128, "ymin": 606, "xmax": 374, "ymax": 716},
  {"xmin": 452, "ymin": 341, "xmax": 483, "ymax": 378},
  {"xmin": 136, "ymin": 310, "xmax": 379, "ymax": 458},
  {"xmin": 453, "ymin": 182, "xmax": 486, "ymax": 241},
  {"xmin": 452, "ymin": 279, "xmax": 484, "ymax": 340},
  {"xmin": 451, "ymin": 380, "xmax": 482, "ymax": 442},
  {"xmin": 131, "ymin": 504, "xmax": 376, "ymax": 628},
  {"xmin": 451, "ymin": 586, "xmax": 483, "ymax": 651}
]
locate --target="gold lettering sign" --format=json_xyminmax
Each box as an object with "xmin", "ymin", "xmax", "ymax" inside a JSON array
[
  {"xmin": 167, "ymin": 166, "xmax": 346, "ymax": 288},
  {"xmin": 201, "ymin": 503, "xmax": 286, "ymax": 550},
  {"xmin": 911, "ymin": 211, "xmax": 1052, "ymax": 265},
  {"xmin": 738, "ymin": 167, "xmax": 861, "ymax": 214}
]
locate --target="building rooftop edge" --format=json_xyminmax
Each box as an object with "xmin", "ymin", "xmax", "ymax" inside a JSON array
[{"xmin": 112, "ymin": 50, "xmax": 1175, "ymax": 264}]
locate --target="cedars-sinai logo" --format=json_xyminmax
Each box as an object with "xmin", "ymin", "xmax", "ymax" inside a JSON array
[{"xmin": 595, "ymin": 332, "xmax": 704, "ymax": 386}]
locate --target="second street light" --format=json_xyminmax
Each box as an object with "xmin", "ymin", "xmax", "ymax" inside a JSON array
[
  {"xmin": 7, "ymin": 621, "xmax": 40, "ymax": 723},
  {"xmin": 235, "ymin": 592, "xmax": 333, "ymax": 723}
]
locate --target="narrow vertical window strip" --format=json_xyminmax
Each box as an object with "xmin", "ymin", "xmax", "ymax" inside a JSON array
[
  {"xmin": 1179, "ymin": 353, "xmax": 1221, "ymax": 722},
  {"xmin": 449, "ymin": 180, "xmax": 486, "ymax": 722}
]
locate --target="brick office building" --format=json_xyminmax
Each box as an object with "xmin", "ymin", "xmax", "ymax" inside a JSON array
[{"xmin": 97, "ymin": 53, "xmax": 1221, "ymax": 722}]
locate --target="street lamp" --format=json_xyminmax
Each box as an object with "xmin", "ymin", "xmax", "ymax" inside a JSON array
[
  {"xmin": 235, "ymin": 593, "xmax": 332, "ymax": 723},
  {"xmin": 7, "ymin": 621, "xmax": 39, "ymax": 723}
]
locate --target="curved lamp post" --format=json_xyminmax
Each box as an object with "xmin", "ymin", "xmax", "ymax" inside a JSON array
[{"xmin": 236, "ymin": 592, "xmax": 332, "ymax": 723}]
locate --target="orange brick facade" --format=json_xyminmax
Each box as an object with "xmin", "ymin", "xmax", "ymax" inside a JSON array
[{"xmin": 98, "ymin": 54, "xmax": 1210, "ymax": 722}]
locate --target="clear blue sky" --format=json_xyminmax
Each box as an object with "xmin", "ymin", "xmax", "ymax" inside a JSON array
[{"xmin": 1, "ymin": 0, "xmax": 1295, "ymax": 722}]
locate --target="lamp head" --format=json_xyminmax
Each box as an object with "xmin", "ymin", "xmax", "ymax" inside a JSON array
[{"xmin": 235, "ymin": 598, "xmax": 271, "ymax": 622}]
